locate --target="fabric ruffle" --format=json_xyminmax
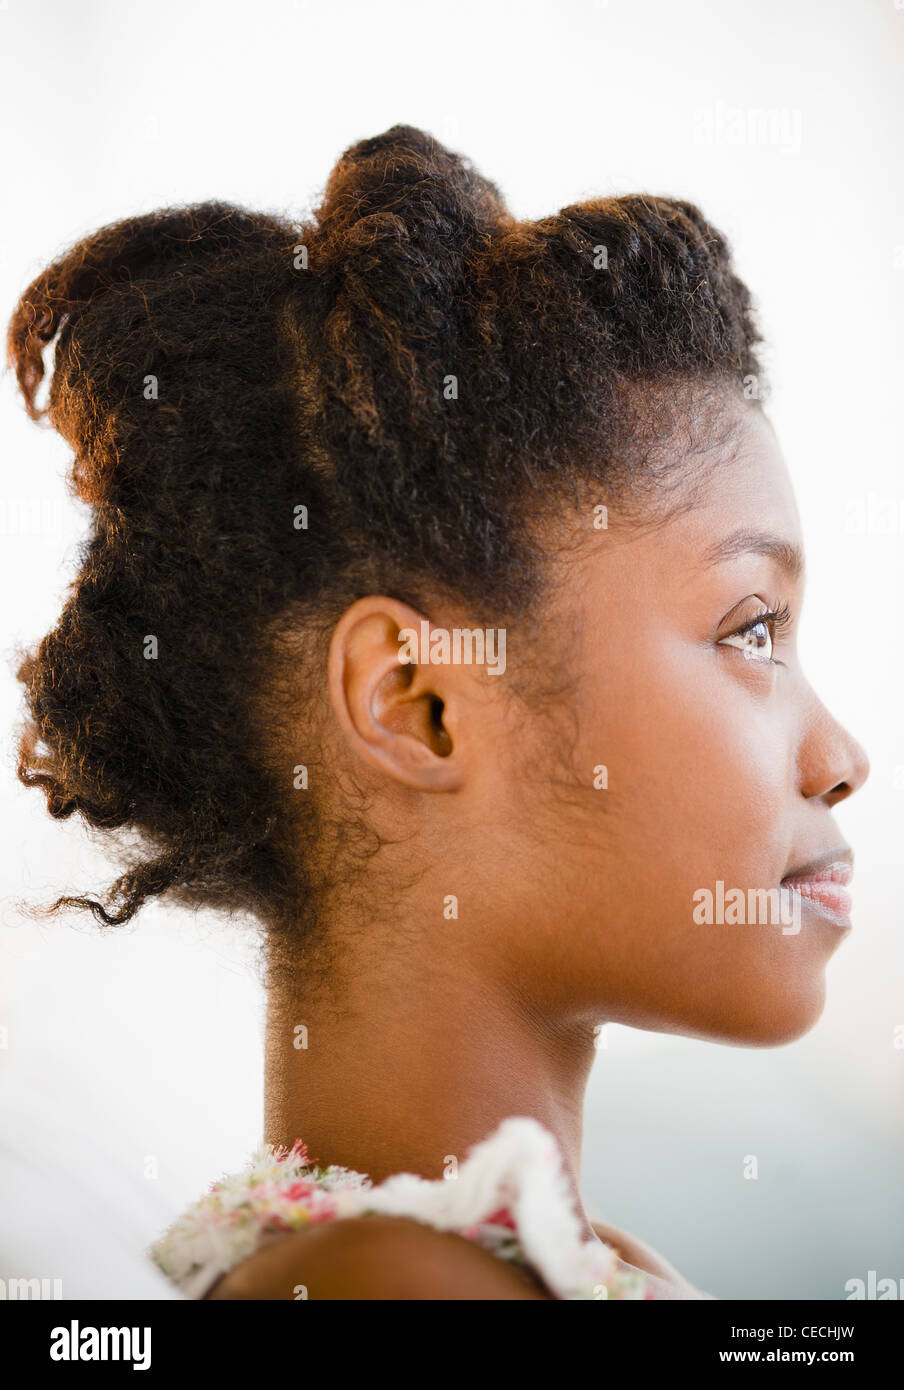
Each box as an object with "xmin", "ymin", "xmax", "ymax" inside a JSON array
[{"xmin": 149, "ymin": 1116, "xmax": 651, "ymax": 1300}]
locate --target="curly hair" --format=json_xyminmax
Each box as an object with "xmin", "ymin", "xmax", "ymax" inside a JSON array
[{"xmin": 7, "ymin": 123, "xmax": 763, "ymax": 954}]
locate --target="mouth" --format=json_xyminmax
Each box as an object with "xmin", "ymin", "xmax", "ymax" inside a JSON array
[{"xmin": 781, "ymin": 849, "xmax": 854, "ymax": 926}]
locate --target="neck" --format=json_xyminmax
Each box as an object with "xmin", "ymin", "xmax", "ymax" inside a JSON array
[{"xmin": 264, "ymin": 938, "xmax": 598, "ymax": 1233}]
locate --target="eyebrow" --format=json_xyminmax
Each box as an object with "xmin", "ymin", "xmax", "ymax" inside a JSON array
[{"xmin": 700, "ymin": 528, "xmax": 805, "ymax": 582}]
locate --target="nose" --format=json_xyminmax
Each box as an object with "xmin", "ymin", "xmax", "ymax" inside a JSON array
[{"xmin": 798, "ymin": 696, "xmax": 870, "ymax": 807}]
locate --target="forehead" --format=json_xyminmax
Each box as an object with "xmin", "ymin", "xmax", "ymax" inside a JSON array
[
  {"xmin": 673, "ymin": 404, "xmax": 802, "ymax": 563},
  {"xmin": 546, "ymin": 400, "xmax": 805, "ymax": 620},
  {"xmin": 611, "ymin": 402, "xmax": 803, "ymax": 580}
]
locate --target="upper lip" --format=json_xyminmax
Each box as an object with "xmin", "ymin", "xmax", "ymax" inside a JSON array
[{"xmin": 781, "ymin": 846, "xmax": 854, "ymax": 885}]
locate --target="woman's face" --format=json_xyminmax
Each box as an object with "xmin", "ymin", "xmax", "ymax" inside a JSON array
[
  {"xmin": 498, "ymin": 399, "xmax": 869, "ymax": 1045},
  {"xmin": 327, "ymin": 396, "xmax": 869, "ymax": 1048}
]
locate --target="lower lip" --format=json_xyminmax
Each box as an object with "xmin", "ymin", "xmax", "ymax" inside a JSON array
[{"xmin": 782, "ymin": 879, "xmax": 853, "ymax": 926}]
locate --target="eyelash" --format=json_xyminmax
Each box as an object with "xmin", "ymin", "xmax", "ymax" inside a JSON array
[{"xmin": 725, "ymin": 600, "xmax": 793, "ymax": 661}]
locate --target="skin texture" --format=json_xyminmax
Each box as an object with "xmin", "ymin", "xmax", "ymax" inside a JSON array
[{"xmin": 255, "ymin": 399, "xmax": 867, "ymax": 1298}]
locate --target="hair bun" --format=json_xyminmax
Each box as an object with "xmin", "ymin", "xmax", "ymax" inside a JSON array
[
  {"xmin": 312, "ymin": 124, "xmax": 510, "ymax": 272},
  {"xmin": 304, "ymin": 126, "xmax": 512, "ymax": 447}
]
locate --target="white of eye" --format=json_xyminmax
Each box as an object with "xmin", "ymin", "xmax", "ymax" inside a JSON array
[{"xmin": 719, "ymin": 620, "xmax": 774, "ymax": 661}]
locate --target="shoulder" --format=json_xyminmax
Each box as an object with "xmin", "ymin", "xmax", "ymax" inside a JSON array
[
  {"xmin": 590, "ymin": 1220, "xmax": 713, "ymax": 1299},
  {"xmin": 205, "ymin": 1214, "xmax": 553, "ymax": 1301}
]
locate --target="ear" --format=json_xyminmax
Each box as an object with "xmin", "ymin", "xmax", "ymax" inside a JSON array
[{"xmin": 327, "ymin": 597, "xmax": 464, "ymax": 792}]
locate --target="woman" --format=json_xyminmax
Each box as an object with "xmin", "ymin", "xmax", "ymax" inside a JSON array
[{"xmin": 7, "ymin": 124, "xmax": 868, "ymax": 1300}]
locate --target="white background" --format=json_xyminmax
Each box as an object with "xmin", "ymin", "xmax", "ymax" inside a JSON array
[{"xmin": 0, "ymin": 0, "xmax": 901, "ymax": 1299}]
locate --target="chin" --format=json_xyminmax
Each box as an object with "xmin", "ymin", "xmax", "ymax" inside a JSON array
[{"xmin": 712, "ymin": 977, "xmax": 829, "ymax": 1047}]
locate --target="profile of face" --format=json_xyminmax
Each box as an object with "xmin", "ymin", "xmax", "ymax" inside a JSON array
[{"xmin": 328, "ymin": 397, "xmax": 869, "ymax": 1048}]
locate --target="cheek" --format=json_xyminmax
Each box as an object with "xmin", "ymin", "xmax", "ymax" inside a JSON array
[
  {"xmin": 563, "ymin": 643, "xmax": 830, "ymax": 1042},
  {"xmin": 583, "ymin": 640, "xmax": 790, "ymax": 877}
]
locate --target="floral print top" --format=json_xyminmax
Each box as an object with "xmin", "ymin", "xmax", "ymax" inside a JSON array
[{"xmin": 149, "ymin": 1116, "xmax": 655, "ymax": 1300}]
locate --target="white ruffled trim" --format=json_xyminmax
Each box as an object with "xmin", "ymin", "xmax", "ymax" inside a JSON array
[
  {"xmin": 358, "ymin": 1117, "xmax": 625, "ymax": 1299},
  {"xmin": 150, "ymin": 1116, "xmax": 648, "ymax": 1301}
]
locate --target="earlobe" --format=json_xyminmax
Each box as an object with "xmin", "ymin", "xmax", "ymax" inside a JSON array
[{"xmin": 327, "ymin": 597, "xmax": 463, "ymax": 792}]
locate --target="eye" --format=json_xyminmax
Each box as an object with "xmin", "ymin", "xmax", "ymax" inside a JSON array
[
  {"xmin": 719, "ymin": 616, "xmax": 775, "ymax": 661},
  {"xmin": 717, "ymin": 600, "xmax": 792, "ymax": 664}
]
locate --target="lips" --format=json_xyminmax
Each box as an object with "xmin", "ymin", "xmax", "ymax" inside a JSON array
[{"xmin": 781, "ymin": 859, "xmax": 853, "ymax": 923}]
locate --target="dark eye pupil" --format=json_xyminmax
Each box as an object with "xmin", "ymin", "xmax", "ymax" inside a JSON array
[{"xmin": 752, "ymin": 621, "xmax": 770, "ymax": 645}]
